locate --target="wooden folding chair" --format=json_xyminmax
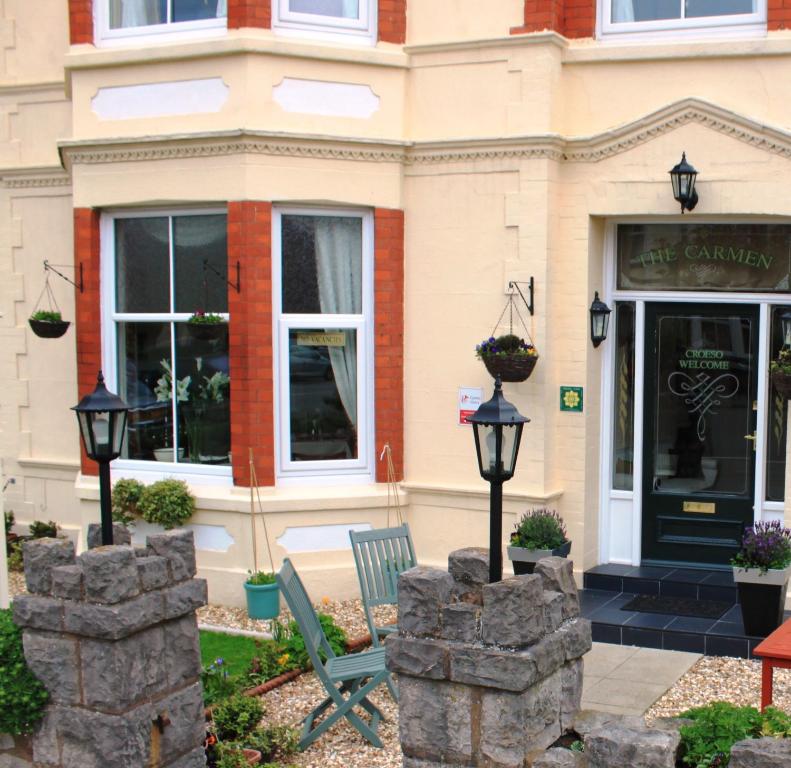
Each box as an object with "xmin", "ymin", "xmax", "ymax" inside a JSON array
[
  {"xmin": 349, "ymin": 524, "xmax": 416, "ymax": 700},
  {"xmin": 276, "ymin": 558, "xmax": 389, "ymax": 749}
]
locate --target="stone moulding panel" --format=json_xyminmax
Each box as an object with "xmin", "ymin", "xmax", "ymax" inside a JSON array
[
  {"xmin": 273, "ymin": 78, "xmax": 381, "ymax": 119},
  {"xmin": 91, "ymin": 78, "xmax": 229, "ymax": 121}
]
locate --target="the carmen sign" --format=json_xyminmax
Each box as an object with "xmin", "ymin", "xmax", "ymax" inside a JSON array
[{"xmin": 618, "ymin": 223, "xmax": 791, "ymax": 292}]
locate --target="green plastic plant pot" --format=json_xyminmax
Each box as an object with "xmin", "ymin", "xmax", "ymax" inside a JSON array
[{"xmin": 244, "ymin": 581, "xmax": 280, "ymax": 620}]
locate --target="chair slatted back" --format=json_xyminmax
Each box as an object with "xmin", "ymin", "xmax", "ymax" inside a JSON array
[
  {"xmin": 350, "ymin": 524, "xmax": 416, "ymax": 608},
  {"xmin": 277, "ymin": 558, "xmax": 336, "ymax": 671}
]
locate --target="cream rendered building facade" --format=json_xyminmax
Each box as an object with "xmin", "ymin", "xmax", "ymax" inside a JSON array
[{"xmin": 1, "ymin": 0, "xmax": 790, "ymax": 606}]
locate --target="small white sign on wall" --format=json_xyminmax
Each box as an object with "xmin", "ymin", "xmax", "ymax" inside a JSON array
[{"xmin": 458, "ymin": 387, "xmax": 483, "ymax": 426}]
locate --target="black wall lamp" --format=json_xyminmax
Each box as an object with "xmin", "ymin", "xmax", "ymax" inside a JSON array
[
  {"xmin": 669, "ymin": 152, "xmax": 698, "ymax": 214},
  {"xmin": 589, "ymin": 292, "xmax": 611, "ymax": 348}
]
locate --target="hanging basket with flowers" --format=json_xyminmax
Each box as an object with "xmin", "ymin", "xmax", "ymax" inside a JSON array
[
  {"xmin": 475, "ymin": 290, "xmax": 539, "ymax": 383},
  {"xmin": 770, "ymin": 349, "xmax": 791, "ymax": 398}
]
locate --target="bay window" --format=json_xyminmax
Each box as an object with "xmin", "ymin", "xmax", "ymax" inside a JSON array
[
  {"xmin": 103, "ymin": 211, "xmax": 231, "ymax": 479},
  {"xmin": 99, "ymin": 0, "xmax": 227, "ymax": 44},
  {"xmin": 272, "ymin": 0, "xmax": 376, "ymax": 43},
  {"xmin": 601, "ymin": 0, "xmax": 764, "ymax": 35},
  {"xmin": 274, "ymin": 209, "xmax": 374, "ymax": 483}
]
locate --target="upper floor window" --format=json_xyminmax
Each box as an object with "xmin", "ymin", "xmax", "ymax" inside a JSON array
[
  {"xmin": 272, "ymin": 0, "xmax": 376, "ymax": 44},
  {"xmin": 601, "ymin": 0, "xmax": 764, "ymax": 37},
  {"xmin": 98, "ymin": 0, "xmax": 227, "ymax": 45}
]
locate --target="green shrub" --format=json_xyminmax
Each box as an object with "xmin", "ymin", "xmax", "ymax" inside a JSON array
[
  {"xmin": 7, "ymin": 541, "xmax": 23, "ymax": 572},
  {"xmin": 246, "ymin": 570, "xmax": 276, "ymax": 586},
  {"xmin": 213, "ymin": 744, "xmax": 250, "ymax": 768},
  {"xmin": 4, "ymin": 510, "xmax": 13, "ymax": 536},
  {"xmin": 0, "ymin": 609, "xmax": 49, "ymax": 734},
  {"xmin": 244, "ymin": 725, "xmax": 300, "ymax": 762},
  {"xmin": 111, "ymin": 478, "xmax": 145, "ymax": 526},
  {"xmin": 212, "ymin": 694, "xmax": 264, "ymax": 741},
  {"xmin": 138, "ymin": 478, "xmax": 195, "ymax": 529},
  {"xmin": 510, "ymin": 508, "xmax": 568, "ymax": 550},
  {"xmin": 279, "ymin": 614, "xmax": 347, "ymax": 670},
  {"xmin": 679, "ymin": 701, "xmax": 764, "ymax": 767},
  {"xmin": 29, "ymin": 310, "xmax": 62, "ymax": 323},
  {"xmin": 28, "ymin": 520, "xmax": 58, "ymax": 539},
  {"xmin": 201, "ymin": 657, "xmax": 243, "ymax": 707}
]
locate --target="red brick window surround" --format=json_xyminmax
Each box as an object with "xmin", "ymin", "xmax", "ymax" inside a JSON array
[
  {"xmin": 511, "ymin": 0, "xmax": 595, "ymax": 38},
  {"xmin": 70, "ymin": 1, "xmax": 405, "ymax": 44}
]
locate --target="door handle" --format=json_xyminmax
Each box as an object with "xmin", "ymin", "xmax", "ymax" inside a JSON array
[{"xmin": 744, "ymin": 432, "xmax": 756, "ymax": 451}]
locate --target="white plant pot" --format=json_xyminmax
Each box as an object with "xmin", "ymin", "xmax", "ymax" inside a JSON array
[
  {"xmin": 732, "ymin": 565, "xmax": 791, "ymax": 586},
  {"xmin": 153, "ymin": 447, "xmax": 184, "ymax": 462}
]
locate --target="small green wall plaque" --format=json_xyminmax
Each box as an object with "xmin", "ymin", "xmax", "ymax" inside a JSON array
[{"xmin": 560, "ymin": 386, "xmax": 583, "ymax": 412}]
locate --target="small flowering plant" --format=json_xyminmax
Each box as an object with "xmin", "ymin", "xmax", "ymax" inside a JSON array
[
  {"xmin": 510, "ymin": 508, "xmax": 568, "ymax": 551},
  {"xmin": 475, "ymin": 333, "xmax": 537, "ymax": 360},
  {"xmin": 731, "ymin": 520, "xmax": 791, "ymax": 573},
  {"xmin": 188, "ymin": 310, "xmax": 225, "ymax": 325}
]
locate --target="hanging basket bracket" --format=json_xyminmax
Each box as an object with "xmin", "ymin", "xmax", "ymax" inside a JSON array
[
  {"xmin": 44, "ymin": 260, "xmax": 83, "ymax": 293},
  {"xmin": 508, "ymin": 278, "xmax": 534, "ymax": 316},
  {"xmin": 204, "ymin": 259, "xmax": 240, "ymax": 293}
]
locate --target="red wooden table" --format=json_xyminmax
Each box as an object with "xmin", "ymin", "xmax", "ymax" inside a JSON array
[{"xmin": 753, "ymin": 621, "xmax": 791, "ymax": 711}]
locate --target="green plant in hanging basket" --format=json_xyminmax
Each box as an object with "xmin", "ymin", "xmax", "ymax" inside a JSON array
[
  {"xmin": 188, "ymin": 310, "xmax": 225, "ymax": 325},
  {"xmin": 476, "ymin": 333, "xmax": 539, "ymax": 383},
  {"xmin": 30, "ymin": 310, "xmax": 63, "ymax": 323},
  {"xmin": 770, "ymin": 348, "xmax": 791, "ymax": 398}
]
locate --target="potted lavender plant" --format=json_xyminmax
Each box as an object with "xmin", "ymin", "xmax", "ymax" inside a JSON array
[
  {"xmin": 507, "ymin": 508, "xmax": 571, "ymax": 575},
  {"xmin": 732, "ymin": 520, "xmax": 791, "ymax": 637}
]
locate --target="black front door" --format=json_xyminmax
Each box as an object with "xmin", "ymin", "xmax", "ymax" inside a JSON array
[{"xmin": 642, "ymin": 303, "xmax": 758, "ymax": 566}]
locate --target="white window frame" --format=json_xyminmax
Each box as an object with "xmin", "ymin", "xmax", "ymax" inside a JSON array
[
  {"xmin": 272, "ymin": 207, "xmax": 375, "ymax": 486},
  {"xmin": 598, "ymin": 0, "xmax": 766, "ymax": 40},
  {"xmin": 95, "ymin": 0, "xmax": 227, "ymax": 47},
  {"xmin": 272, "ymin": 0, "xmax": 377, "ymax": 45},
  {"xmin": 101, "ymin": 208, "xmax": 232, "ymax": 486}
]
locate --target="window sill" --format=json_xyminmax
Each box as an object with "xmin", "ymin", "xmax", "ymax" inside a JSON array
[{"xmin": 65, "ymin": 28, "xmax": 409, "ymax": 75}]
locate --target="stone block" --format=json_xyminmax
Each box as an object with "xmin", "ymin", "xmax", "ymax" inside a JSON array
[
  {"xmin": 531, "ymin": 748, "xmax": 585, "ymax": 767},
  {"xmin": 440, "ymin": 603, "xmax": 479, "ymax": 643},
  {"xmin": 80, "ymin": 545, "xmax": 140, "ymax": 604},
  {"xmin": 165, "ymin": 746, "xmax": 209, "ymax": 767},
  {"xmin": 50, "ymin": 565, "xmax": 84, "ymax": 601},
  {"xmin": 22, "ymin": 538, "xmax": 75, "ymax": 595},
  {"xmin": 12, "ymin": 595, "xmax": 64, "ymax": 632},
  {"xmin": 64, "ymin": 590, "xmax": 164, "ymax": 640},
  {"xmin": 0, "ymin": 733, "xmax": 14, "ymax": 750},
  {"xmin": 558, "ymin": 619, "xmax": 592, "ymax": 661},
  {"xmin": 729, "ymin": 736, "xmax": 791, "ymax": 767},
  {"xmin": 22, "ymin": 632, "xmax": 80, "ymax": 705},
  {"xmin": 572, "ymin": 709, "xmax": 644, "ymax": 738},
  {"xmin": 32, "ymin": 706, "xmax": 62, "ymax": 766},
  {"xmin": 528, "ymin": 632, "xmax": 565, "ymax": 679},
  {"xmin": 560, "ymin": 659, "xmax": 584, "ymax": 730},
  {"xmin": 448, "ymin": 547, "xmax": 489, "ymax": 590},
  {"xmin": 399, "ymin": 676, "xmax": 472, "ymax": 763},
  {"xmin": 585, "ymin": 724, "xmax": 679, "ymax": 768},
  {"xmin": 163, "ymin": 579, "xmax": 208, "ymax": 620},
  {"xmin": 163, "ymin": 614, "xmax": 203, "ymax": 689},
  {"xmin": 403, "ymin": 759, "xmax": 446, "ymax": 768},
  {"xmin": 58, "ymin": 706, "xmax": 151, "ymax": 768},
  {"xmin": 80, "ymin": 626, "xmax": 167, "ymax": 712},
  {"xmin": 138, "ymin": 556, "xmax": 170, "ymax": 591},
  {"xmin": 146, "ymin": 531, "xmax": 197, "ymax": 582},
  {"xmin": 449, "ymin": 645, "xmax": 538, "ymax": 691},
  {"xmin": 398, "ymin": 567, "xmax": 455, "ymax": 638},
  {"xmin": 543, "ymin": 591, "xmax": 564, "ymax": 634},
  {"xmin": 87, "ymin": 523, "xmax": 131, "ymax": 549},
  {"xmin": 152, "ymin": 682, "xmax": 206, "ymax": 764},
  {"xmin": 534, "ymin": 557, "xmax": 580, "ymax": 620},
  {"xmin": 385, "ymin": 635, "xmax": 448, "ymax": 680},
  {"xmin": 522, "ymin": 668, "xmax": 562, "ymax": 752},
  {"xmin": 481, "ymin": 575, "xmax": 544, "ymax": 647}
]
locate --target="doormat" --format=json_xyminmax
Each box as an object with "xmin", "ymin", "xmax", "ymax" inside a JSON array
[{"xmin": 621, "ymin": 594, "xmax": 731, "ymax": 620}]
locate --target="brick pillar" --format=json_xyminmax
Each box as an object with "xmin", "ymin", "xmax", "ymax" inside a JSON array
[
  {"xmin": 69, "ymin": 0, "xmax": 93, "ymax": 45},
  {"xmin": 228, "ymin": 0, "xmax": 271, "ymax": 28},
  {"xmin": 228, "ymin": 201, "xmax": 274, "ymax": 487},
  {"xmin": 769, "ymin": 1, "xmax": 791, "ymax": 29},
  {"xmin": 374, "ymin": 208, "xmax": 404, "ymax": 482},
  {"xmin": 378, "ymin": 0, "xmax": 407, "ymax": 43},
  {"xmin": 510, "ymin": 0, "xmax": 595, "ymax": 38},
  {"xmin": 13, "ymin": 533, "xmax": 208, "ymax": 768},
  {"xmin": 74, "ymin": 209, "xmax": 102, "ymax": 477}
]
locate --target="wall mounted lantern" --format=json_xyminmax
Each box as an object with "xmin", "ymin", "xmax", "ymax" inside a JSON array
[
  {"xmin": 72, "ymin": 371, "xmax": 129, "ymax": 546},
  {"xmin": 468, "ymin": 376, "xmax": 529, "ymax": 583},
  {"xmin": 589, "ymin": 292, "xmax": 611, "ymax": 349},
  {"xmin": 669, "ymin": 152, "xmax": 698, "ymax": 214}
]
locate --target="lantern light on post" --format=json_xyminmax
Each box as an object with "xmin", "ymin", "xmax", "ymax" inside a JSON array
[
  {"xmin": 781, "ymin": 310, "xmax": 791, "ymax": 350},
  {"xmin": 669, "ymin": 152, "xmax": 699, "ymax": 214},
  {"xmin": 468, "ymin": 376, "xmax": 529, "ymax": 583},
  {"xmin": 72, "ymin": 371, "xmax": 129, "ymax": 546},
  {"xmin": 589, "ymin": 292, "xmax": 611, "ymax": 349}
]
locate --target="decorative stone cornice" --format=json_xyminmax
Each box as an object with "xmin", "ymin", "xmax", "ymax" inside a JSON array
[
  {"xmin": 1, "ymin": 168, "xmax": 72, "ymax": 188},
  {"xmin": 56, "ymin": 98, "xmax": 791, "ymax": 171}
]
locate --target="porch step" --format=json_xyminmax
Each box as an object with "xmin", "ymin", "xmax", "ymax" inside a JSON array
[{"xmin": 579, "ymin": 564, "xmax": 789, "ymax": 660}]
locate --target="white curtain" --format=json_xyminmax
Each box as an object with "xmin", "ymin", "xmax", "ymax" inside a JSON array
[
  {"xmin": 216, "ymin": 0, "xmax": 227, "ymax": 17},
  {"xmin": 341, "ymin": 0, "xmax": 360, "ymax": 18},
  {"xmin": 612, "ymin": 0, "xmax": 635, "ymax": 22},
  {"xmin": 315, "ymin": 218, "xmax": 361, "ymax": 428},
  {"xmin": 118, "ymin": 0, "xmax": 161, "ymax": 27}
]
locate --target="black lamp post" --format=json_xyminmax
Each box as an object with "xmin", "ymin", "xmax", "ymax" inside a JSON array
[
  {"xmin": 468, "ymin": 376, "xmax": 529, "ymax": 583},
  {"xmin": 72, "ymin": 371, "xmax": 129, "ymax": 546},
  {"xmin": 669, "ymin": 152, "xmax": 699, "ymax": 214},
  {"xmin": 589, "ymin": 292, "xmax": 611, "ymax": 348}
]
